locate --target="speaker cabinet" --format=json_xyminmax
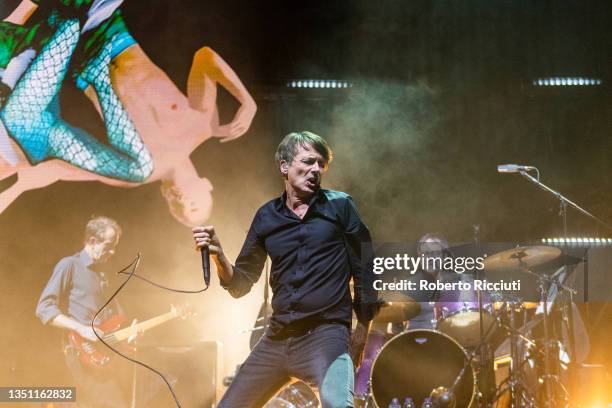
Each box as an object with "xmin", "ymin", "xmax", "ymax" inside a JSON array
[{"xmin": 134, "ymin": 341, "xmax": 223, "ymax": 408}]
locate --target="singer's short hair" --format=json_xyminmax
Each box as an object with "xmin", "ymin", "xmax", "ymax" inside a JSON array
[
  {"xmin": 275, "ymin": 131, "xmax": 333, "ymax": 171},
  {"xmin": 84, "ymin": 215, "xmax": 122, "ymax": 243}
]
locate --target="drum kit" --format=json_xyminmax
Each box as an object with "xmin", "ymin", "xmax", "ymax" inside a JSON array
[
  {"xmin": 354, "ymin": 244, "xmax": 583, "ymax": 408},
  {"xmin": 239, "ymin": 243, "xmax": 584, "ymax": 408}
]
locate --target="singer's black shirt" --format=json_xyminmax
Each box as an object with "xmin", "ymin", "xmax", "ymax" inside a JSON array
[{"xmin": 221, "ymin": 188, "xmax": 377, "ymax": 337}]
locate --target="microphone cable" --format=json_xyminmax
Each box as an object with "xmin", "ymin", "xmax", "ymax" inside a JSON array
[{"xmin": 92, "ymin": 252, "xmax": 211, "ymax": 408}]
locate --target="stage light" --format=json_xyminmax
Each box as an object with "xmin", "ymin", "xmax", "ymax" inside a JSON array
[
  {"xmin": 541, "ymin": 237, "xmax": 612, "ymax": 247},
  {"xmin": 532, "ymin": 77, "xmax": 603, "ymax": 87},
  {"xmin": 286, "ymin": 79, "xmax": 354, "ymax": 89}
]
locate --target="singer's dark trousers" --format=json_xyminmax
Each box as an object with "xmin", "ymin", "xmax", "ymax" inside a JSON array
[{"xmin": 218, "ymin": 323, "xmax": 354, "ymax": 408}]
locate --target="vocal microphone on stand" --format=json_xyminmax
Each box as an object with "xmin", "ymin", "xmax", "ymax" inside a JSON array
[
  {"xmin": 497, "ymin": 164, "xmax": 536, "ymax": 173},
  {"xmin": 201, "ymin": 246, "xmax": 210, "ymax": 286}
]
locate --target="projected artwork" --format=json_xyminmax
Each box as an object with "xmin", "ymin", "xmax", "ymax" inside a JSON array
[{"xmin": 0, "ymin": 0, "xmax": 256, "ymax": 225}]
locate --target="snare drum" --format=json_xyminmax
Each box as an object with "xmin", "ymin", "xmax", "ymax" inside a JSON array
[{"xmin": 435, "ymin": 282, "xmax": 496, "ymax": 347}]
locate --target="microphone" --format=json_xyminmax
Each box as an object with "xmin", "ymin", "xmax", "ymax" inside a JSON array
[
  {"xmin": 201, "ymin": 246, "xmax": 210, "ymax": 286},
  {"xmin": 497, "ymin": 164, "xmax": 536, "ymax": 173}
]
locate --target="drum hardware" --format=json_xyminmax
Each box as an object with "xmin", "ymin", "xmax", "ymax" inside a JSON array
[
  {"xmin": 354, "ymin": 380, "xmax": 374, "ymax": 408},
  {"xmin": 434, "ymin": 269, "xmax": 499, "ymax": 407},
  {"xmin": 508, "ymin": 298, "xmax": 532, "ymax": 407},
  {"xmin": 492, "ymin": 265, "xmax": 577, "ymax": 407},
  {"xmin": 434, "ymin": 274, "xmax": 497, "ymax": 348},
  {"xmin": 494, "ymin": 301, "xmax": 538, "ymax": 311},
  {"xmin": 355, "ymin": 329, "xmax": 390, "ymax": 405},
  {"xmin": 264, "ymin": 382, "xmax": 319, "ymax": 408},
  {"xmin": 535, "ymin": 270, "xmax": 561, "ymax": 408},
  {"xmin": 443, "ymin": 308, "xmax": 500, "ymax": 408},
  {"xmin": 522, "ymin": 265, "xmax": 578, "ymax": 408},
  {"xmin": 500, "ymin": 167, "xmax": 612, "ymax": 406},
  {"xmin": 492, "ymin": 277, "xmax": 544, "ymax": 406},
  {"xmin": 483, "ymin": 243, "xmax": 576, "ymax": 407},
  {"xmin": 430, "ymin": 386, "xmax": 456, "ymax": 408}
]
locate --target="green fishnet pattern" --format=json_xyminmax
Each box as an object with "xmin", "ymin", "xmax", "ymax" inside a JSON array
[
  {"xmin": 2, "ymin": 18, "xmax": 153, "ymax": 182},
  {"xmin": 61, "ymin": 38, "xmax": 154, "ymax": 181},
  {"xmin": 1, "ymin": 19, "xmax": 80, "ymax": 162}
]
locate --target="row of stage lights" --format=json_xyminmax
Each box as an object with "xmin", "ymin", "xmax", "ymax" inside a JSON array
[
  {"xmin": 286, "ymin": 80, "xmax": 353, "ymax": 89},
  {"xmin": 532, "ymin": 77, "xmax": 602, "ymax": 87},
  {"xmin": 541, "ymin": 237, "xmax": 612, "ymax": 245},
  {"xmin": 286, "ymin": 78, "xmax": 603, "ymax": 89}
]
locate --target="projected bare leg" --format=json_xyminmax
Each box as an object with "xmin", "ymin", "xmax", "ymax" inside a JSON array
[{"xmin": 1, "ymin": 19, "xmax": 153, "ymax": 182}]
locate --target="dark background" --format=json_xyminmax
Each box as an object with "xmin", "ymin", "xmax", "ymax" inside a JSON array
[{"xmin": 0, "ymin": 0, "xmax": 610, "ymax": 400}]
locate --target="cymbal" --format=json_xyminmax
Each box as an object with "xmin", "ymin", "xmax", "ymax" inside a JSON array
[
  {"xmin": 374, "ymin": 300, "xmax": 421, "ymax": 323},
  {"xmin": 483, "ymin": 246, "xmax": 561, "ymax": 271}
]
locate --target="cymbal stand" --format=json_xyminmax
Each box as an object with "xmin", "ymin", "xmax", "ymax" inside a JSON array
[
  {"xmin": 521, "ymin": 266, "xmax": 577, "ymax": 407},
  {"xmin": 524, "ymin": 266, "xmax": 573, "ymax": 407},
  {"xmin": 473, "ymin": 225, "xmax": 492, "ymax": 408},
  {"xmin": 508, "ymin": 300, "xmax": 526, "ymax": 408},
  {"xmin": 447, "ymin": 311, "xmax": 499, "ymax": 407},
  {"xmin": 537, "ymin": 269, "xmax": 558, "ymax": 408}
]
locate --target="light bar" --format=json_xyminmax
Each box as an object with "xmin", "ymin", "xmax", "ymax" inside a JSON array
[
  {"xmin": 286, "ymin": 80, "xmax": 353, "ymax": 89},
  {"xmin": 541, "ymin": 237, "xmax": 612, "ymax": 246},
  {"xmin": 532, "ymin": 77, "xmax": 602, "ymax": 87}
]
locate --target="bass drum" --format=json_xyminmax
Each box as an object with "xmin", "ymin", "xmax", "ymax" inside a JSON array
[{"xmin": 370, "ymin": 330, "xmax": 475, "ymax": 408}]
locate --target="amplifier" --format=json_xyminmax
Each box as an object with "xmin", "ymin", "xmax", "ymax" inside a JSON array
[{"xmin": 134, "ymin": 341, "xmax": 223, "ymax": 408}]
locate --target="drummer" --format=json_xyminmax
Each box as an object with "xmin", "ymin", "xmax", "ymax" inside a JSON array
[{"xmin": 393, "ymin": 233, "xmax": 459, "ymax": 332}]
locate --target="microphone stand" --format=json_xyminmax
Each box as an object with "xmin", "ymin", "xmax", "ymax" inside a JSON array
[
  {"xmin": 517, "ymin": 171, "xmax": 612, "ymax": 235},
  {"xmin": 516, "ymin": 169, "xmax": 612, "ymax": 406}
]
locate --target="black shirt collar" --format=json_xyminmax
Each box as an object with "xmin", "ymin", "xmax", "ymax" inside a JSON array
[{"xmin": 275, "ymin": 188, "xmax": 324, "ymax": 214}]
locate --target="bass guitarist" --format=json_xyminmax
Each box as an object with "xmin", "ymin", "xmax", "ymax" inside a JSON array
[{"xmin": 36, "ymin": 215, "xmax": 134, "ymax": 407}]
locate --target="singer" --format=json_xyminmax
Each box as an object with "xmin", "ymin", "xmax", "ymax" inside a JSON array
[{"xmin": 192, "ymin": 131, "xmax": 378, "ymax": 408}]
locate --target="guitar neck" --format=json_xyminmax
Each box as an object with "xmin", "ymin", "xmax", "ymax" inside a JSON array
[{"xmin": 108, "ymin": 310, "xmax": 178, "ymax": 343}]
